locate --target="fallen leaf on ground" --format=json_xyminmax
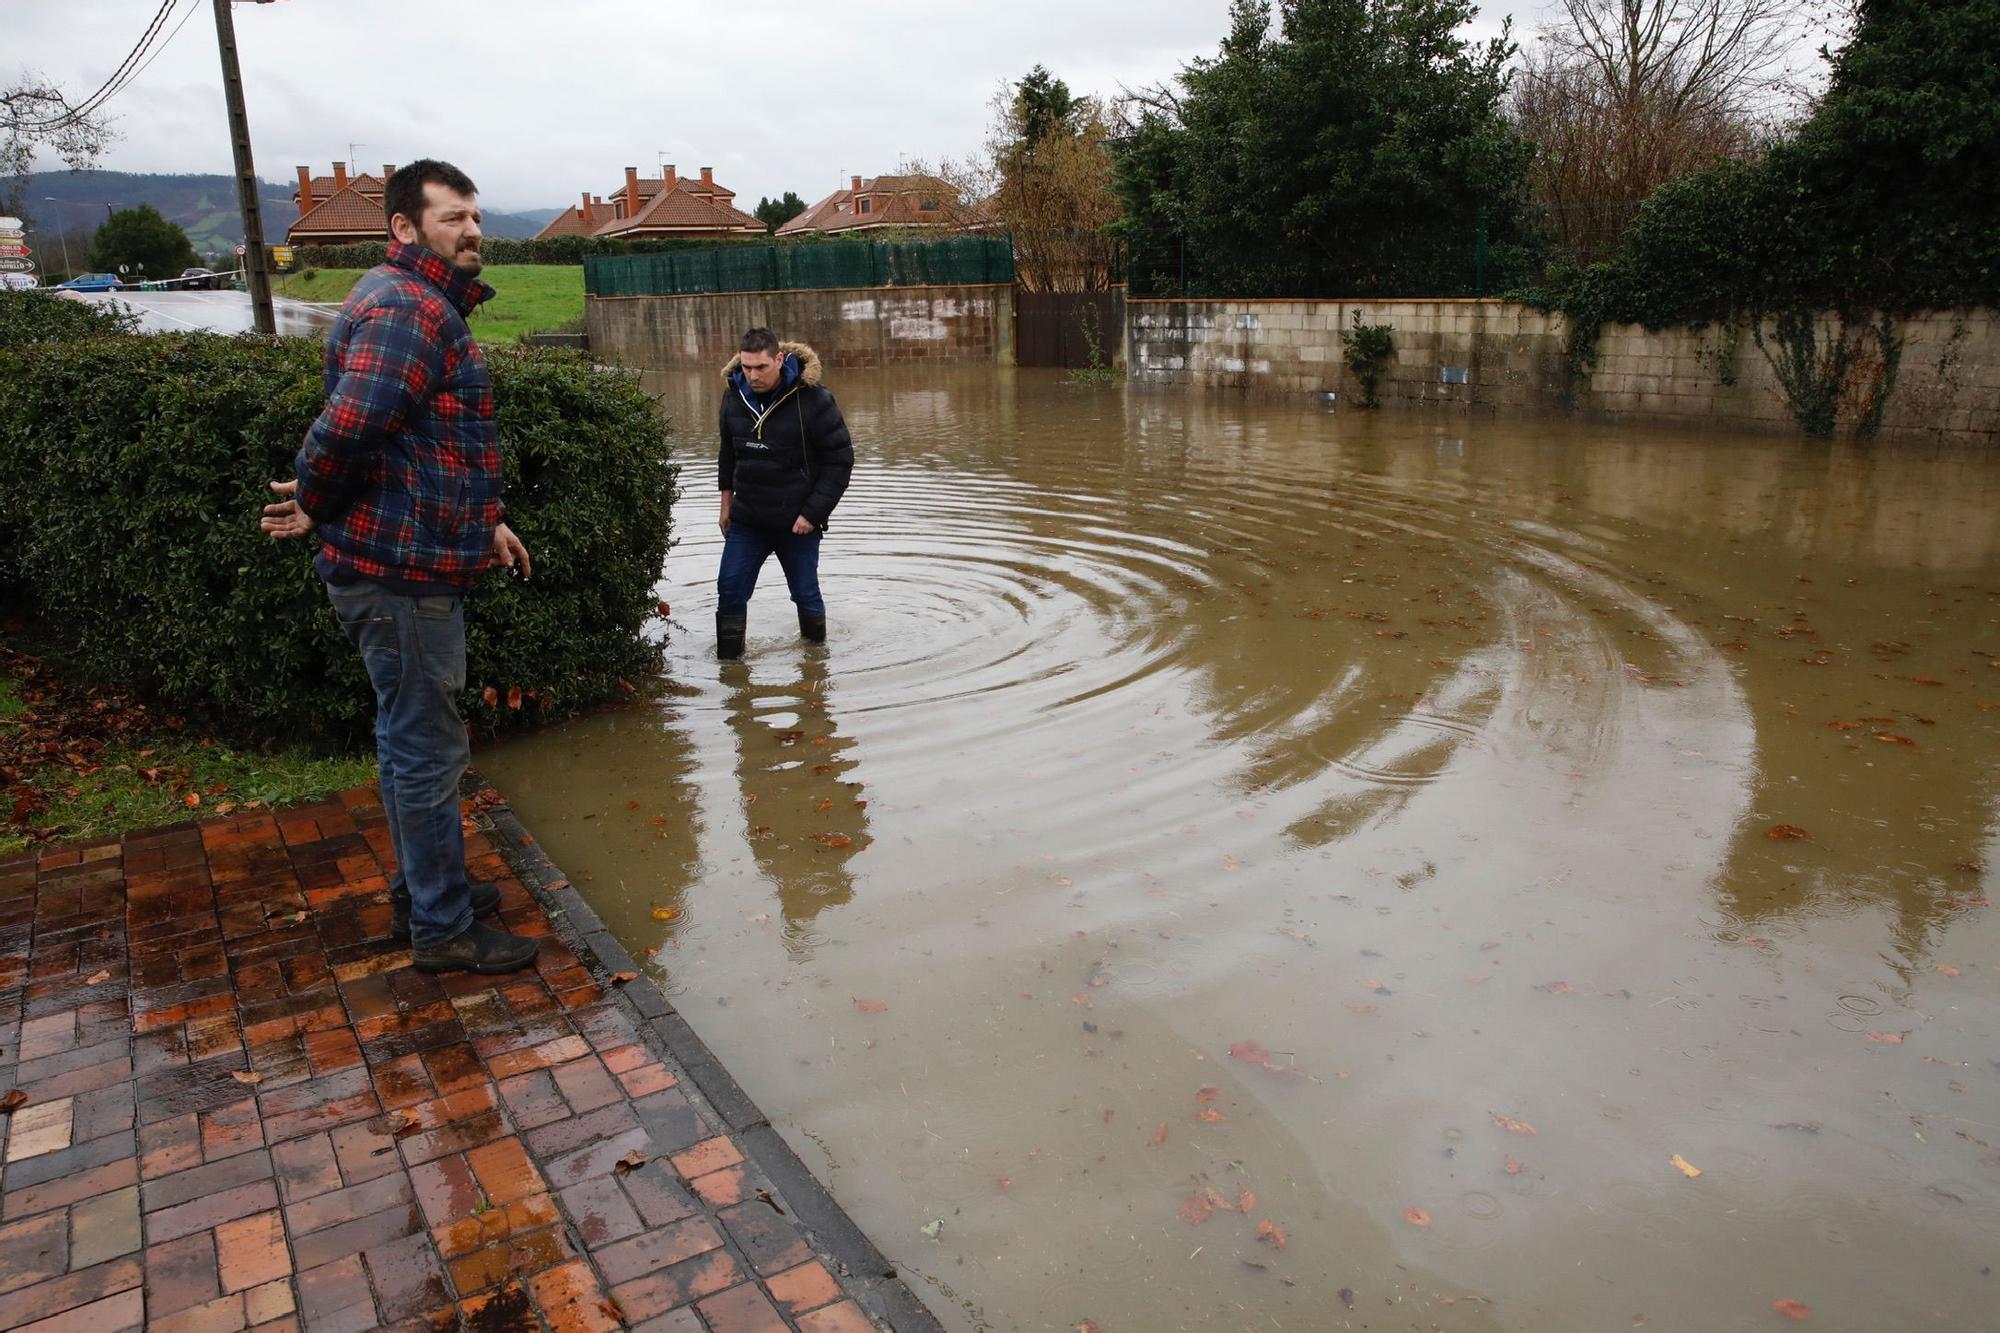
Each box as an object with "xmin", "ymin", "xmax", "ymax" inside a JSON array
[
  {"xmin": 1491, "ymin": 1112, "xmax": 1537, "ymax": 1136},
  {"xmin": 1772, "ymin": 1299, "xmax": 1810, "ymax": 1321},
  {"xmin": 1936, "ymin": 964, "xmax": 1961, "ymax": 977},
  {"xmin": 1150, "ymin": 1122, "xmax": 1168, "ymax": 1147},
  {"xmin": 614, "ymin": 1150, "xmax": 647, "ymax": 1174},
  {"xmin": 1228, "ymin": 1039, "xmax": 1271, "ymax": 1064},
  {"xmin": 625, "ymin": 800, "xmax": 640, "ymax": 809},
  {"xmin": 1194, "ymin": 1086, "xmax": 1220, "ymax": 1102},
  {"xmin": 1669, "ymin": 1153, "xmax": 1702, "ymax": 1178},
  {"xmin": 1197, "ymin": 1108, "xmax": 1228, "ymax": 1123},
  {"xmin": 1075, "ymin": 1322, "xmax": 1102, "ymax": 1333},
  {"xmin": 1504, "ymin": 1156, "xmax": 1524, "ymax": 1175},
  {"xmin": 0, "ymin": 1089, "xmax": 28, "ymax": 1113},
  {"xmin": 995, "ymin": 1175, "xmax": 1011, "ymax": 1191},
  {"xmin": 609, "ymin": 972, "xmax": 637, "ymax": 985},
  {"xmin": 1238, "ymin": 1187, "xmax": 1255, "ymax": 1213},
  {"xmin": 1766, "ymin": 824, "xmax": 1809, "ymax": 840},
  {"xmin": 1403, "ymin": 1206, "xmax": 1432, "ymax": 1227},
  {"xmin": 1864, "ymin": 1030, "xmax": 1904, "ymax": 1043},
  {"xmin": 230, "ymin": 1069, "xmax": 263, "ymax": 1085},
  {"xmin": 183, "ymin": 792, "xmax": 200, "ymax": 808},
  {"xmin": 1873, "ymin": 733, "xmax": 1917, "ymax": 747},
  {"xmin": 1178, "ymin": 1194, "xmax": 1214, "ymax": 1226},
  {"xmin": 852, "ymin": 997, "xmax": 888, "ymax": 1014},
  {"xmin": 84, "ymin": 969, "xmax": 110, "ymax": 985},
  {"xmin": 1256, "ymin": 1219, "xmax": 1288, "ymax": 1249},
  {"xmin": 391, "ymin": 1115, "xmax": 420, "ymax": 1136}
]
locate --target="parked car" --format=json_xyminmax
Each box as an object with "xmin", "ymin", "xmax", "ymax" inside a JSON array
[
  {"xmin": 56, "ymin": 273, "xmax": 125, "ymax": 292},
  {"xmin": 0, "ymin": 273, "xmax": 37, "ymax": 292},
  {"xmin": 177, "ymin": 267, "xmax": 218, "ymax": 290}
]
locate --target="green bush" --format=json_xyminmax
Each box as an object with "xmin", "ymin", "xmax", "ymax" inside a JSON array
[
  {"xmin": 293, "ymin": 233, "xmax": 769, "ymax": 270},
  {"xmin": 0, "ymin": 332, "xmax": 676, "ymax": 746},
  {"xmin": 0, "ymin": 292, "xmax": 138, "ymax": 347},
  {"xmin": 1340, "ymin": 311, "xmax": 1396, "ymax": 408}
]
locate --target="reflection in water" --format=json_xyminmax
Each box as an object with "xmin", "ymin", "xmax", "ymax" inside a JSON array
[
  {"xmin": 723, "ymin": 653, "xmax": 868, "ymax": 958},
  {"xmin": 478, "ymin": 370, "xmax": 2000, "ymax": 1333}
]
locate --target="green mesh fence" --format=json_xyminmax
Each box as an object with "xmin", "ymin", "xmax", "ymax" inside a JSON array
[{"xmin": 585, "ymin": 236, "xmax": 1015, "ymax": 297}]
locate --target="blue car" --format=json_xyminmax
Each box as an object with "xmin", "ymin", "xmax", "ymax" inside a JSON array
[{"xmin": 56, "ymin": 273, "xmax": 125, "ymax": 292}]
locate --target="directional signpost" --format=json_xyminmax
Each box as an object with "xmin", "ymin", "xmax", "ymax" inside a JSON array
[{"xmin": 0, "ymin": 217, "xmax": 30, "ymax": 274}]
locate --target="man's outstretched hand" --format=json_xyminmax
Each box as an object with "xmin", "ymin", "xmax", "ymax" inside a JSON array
[
  {"xmin": 493, "ymin": 522, "xmax": 532, "ymax": 580},
  {"xmin": 261, "ymin": 479, "xmax": 312, "ymax": 539}
]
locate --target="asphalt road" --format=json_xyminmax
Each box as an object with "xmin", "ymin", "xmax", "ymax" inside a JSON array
[{"xmin": 58, "ymin": 288, "xmax": 338, "ymax": 336}]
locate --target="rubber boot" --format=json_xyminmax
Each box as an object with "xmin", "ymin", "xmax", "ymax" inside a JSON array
[
  {"xmin": 799, "ymin": 611, "xmax": 827, "ymax": 644},
  {"xmin": 717, "ymin": 613, "xmax": 746, "ymax": 660}
]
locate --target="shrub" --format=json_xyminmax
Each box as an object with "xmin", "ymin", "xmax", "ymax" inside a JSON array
[
  {"xmin": 1340, "ymin": 311, "xmax": 1396, "ymax": 408},
  {"xmin": 293, "ymin": 233, "xmax": 770, "ymax": 270},
  {"xmin": 0, "ymin": 332, "xmax": 675, "ymax": 746},
  {"xmin": 0, "ymin": 291, "xmax": 137, "ymax": 347}
]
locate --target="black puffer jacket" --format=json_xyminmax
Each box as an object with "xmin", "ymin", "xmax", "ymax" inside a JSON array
[{"xmin": 717, "ymin": 342, "xmax": 854, "ymax": 532}]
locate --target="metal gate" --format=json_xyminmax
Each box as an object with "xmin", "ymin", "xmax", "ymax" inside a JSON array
[{"xmin": 1014, "ymin": 289, "xmax": 1125, "ymax": 369}]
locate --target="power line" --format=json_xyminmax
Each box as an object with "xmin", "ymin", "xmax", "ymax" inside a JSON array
[
  {"xmin": 14, "ymin": 0, "xmax": 180, "ymax": 131},
  {"xmin": 120, "ymin": 0, "xmax": 205, "ymax": 98}
]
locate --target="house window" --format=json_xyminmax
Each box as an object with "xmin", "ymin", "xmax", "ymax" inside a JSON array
[
  {"xmin": 858, "ymin": 197, "xmax": 871, "ymax": 215},
  {"xmin": 919, "ymin": 196, "xmax": 939, "ymax": 211}
]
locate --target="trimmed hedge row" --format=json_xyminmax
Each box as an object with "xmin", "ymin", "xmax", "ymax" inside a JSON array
[
  {"xmin": 0, "ymin": 316, "xmax": 676, "ymax": 746},
  {"xmin": 293, "ymin": 233, "xmax": 769, "ymax": 270}
]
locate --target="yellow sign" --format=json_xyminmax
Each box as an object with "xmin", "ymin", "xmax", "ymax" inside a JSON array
[{"xmin": 270, "ymin": 245, "xmax": 294, "ymax": 271}]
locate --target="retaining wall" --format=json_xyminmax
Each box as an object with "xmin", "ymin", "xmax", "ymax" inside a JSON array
[
  {"xmin": 586, "ymin": 283, "xmax": 1014, "ymax": 372},
  {"xmin": 1126, "ymin": 298, "xmax": 2000, "ymax": 445}
]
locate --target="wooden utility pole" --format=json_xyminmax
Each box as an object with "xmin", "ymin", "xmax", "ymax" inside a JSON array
[{"xmin": 214, "ymin": 0, "xmax": 275, "ymax": 334}]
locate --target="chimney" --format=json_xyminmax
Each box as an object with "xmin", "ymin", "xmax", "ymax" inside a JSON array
[
  {"xmin": 580, "ymin": 190, "xmax": 592, "ymax": 218},
  {"xmin": 333, "ymin": 161, "xmax": 348, "ymax": 191},
  {"xmin": 700, "ymin": 166, "xmax": 713, "ymax": 189},
  {"xmin": 624, "ymin": 166, "xmax": 640, "ymax": 209},
  {"xmin": 383, "ymin": 164, "xmax": 395, "ymax": 185},
  {"xmin": 664, "ymin": 164, "xmax": 677, "ymax": 190},
  {"xmin": 850, "ymin": 174, "xmax": 862, "ymax": 196},
  {"xmin": 296, "ymin": 166, "xmax": 313, "ymax": 215}
]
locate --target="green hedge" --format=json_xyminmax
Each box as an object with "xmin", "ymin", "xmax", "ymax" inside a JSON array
[
  {"xmin": 0, "ymin": 327, "xmax": 676, "ymax": 746},
  {"xmin": 0, "ymin": 291, "xmax": 137, "ymax": 347},
  {"xmin": 293, "ymin": 233, "xmax": 771, "ymax": 270}
]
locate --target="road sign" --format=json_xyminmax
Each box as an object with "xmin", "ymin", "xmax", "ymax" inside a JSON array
[
  {"xmin": 0, "ymin": 217, "xmax": 20, "ymax": 231},
  {"xmin": 271, "ymin": 245, "xmax": 293, "ymax": 270},
  {"xmin": 0, "ymin": 258, "xmax": 34, "ymax": 273},
  {"xmin": 234, "ymin": 243, "xmax": 247, "ymax": 257},
  {"xmin": 0, "ymin": 243, "xmax": 27, "ymax": 258}
]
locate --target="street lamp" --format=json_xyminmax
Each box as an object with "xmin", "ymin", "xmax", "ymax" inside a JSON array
[{"xmin": 43, "ymin": 197, "xmax": 72, "ymax": 276}]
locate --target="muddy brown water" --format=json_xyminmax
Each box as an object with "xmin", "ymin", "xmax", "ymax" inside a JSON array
[{"xmin": 479, "ymin": 369, "xmax": 2000, "ymax": 1332}]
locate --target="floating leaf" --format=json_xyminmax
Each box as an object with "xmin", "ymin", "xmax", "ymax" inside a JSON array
[
  {"xmin": 1075, "ymin": 1322, "xmax": 1103, "ymax": 1333},
  {"xmin": 1255, "ymin": 1219, "xmax": 1288, "ymax": 1249},
  {"xmin": 1491, "ymin": 1112, "xmax": 1537, "ymax": 1136},
  {"xmin": 1338, "ymin": 1288, "xmax": 1355, "ymax": 1309},
  {"xmin": 1669, "ymin": 1153, "xmax": 1702, "ymax": 1178},
  {"xmin": 230, "ymin": 1069, "xmax": 263, "ymax": 1085},
  {"xmin": 1238, "ymin": 1187, "xmax": 1255, "ymax": 1214},
  {"xmin": 1936, "ymin": 964, "xmax": 1961, "ymax": 977},
  {"xmin": 1765, "ymin": 824, "xmax": 1809, "ymax": 840},
  {"xmin": 994, "ymin": 1175, "xmax": 1011, "ymax": 1192},
  {"xmin": 1228, "ymin": 1039, "xmax": 1271, "ymax": 1064},
  {"xmin": 625, "ymin": 800, "xmax": 640, "ymax": 809},
  {"xmin": 1505, "ymin": 1155, "xmax": 1524, "ymax": 1175},
  {"xmin": 1345, "ymin": 1001, "xmax": 1378, "ymax": 1016},
  {"xmin": 1197, "ymin": 1108, "xmax": 1228, "ymax": 1123},
  {"xmin": 650, "ymin": 906, "xmax": 680, "ymax": 922},
  {"xmin": 1177, "ymin": 1194, "xmax": 1214, "ymax": 1226},
  {"xmin": 824, "ymin": 834, "xmax": 853, "ymax": 848},
  {"xmin": 1772, "ymin": 1299, "xmax": 1810, "ymax": 1321},
  {"xmin": 1150, "ymin": 1122, "xmax": 1168, "ymax": 1147},
  {"xmin": 853, "ymin": 997, "xmax": 888, "ymax": 1014},
  {"xmin": 1403, "ymin": 1206, "xmax": 1432, "ymax": 1227},
  {"xmin": 1194, "ymin": 1086, "xmax": 1221, "ymax": 1102},
  {"xmin": 1864, "ymin": 1029, "xmax": 1904, "ymax": 1043},
  {"xmin": 609, "ymin": 971, "xmax": 638, "ymax": 985},
  {"xmin": 1872, "ymin": 733, "xmax": 1917, "ymax": 748},
  {"xmin": 656, "ymin": 600, "xmax": 671, "ymax": 616},
  {"xmin": 920, "ymin": 1219, "xmax": 943, "ymax": 1240}
]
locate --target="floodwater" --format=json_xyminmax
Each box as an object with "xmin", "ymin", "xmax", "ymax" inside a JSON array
[{"xmin": 478, "ymin": 369, "xmax": 2000, "ymax": 1332}]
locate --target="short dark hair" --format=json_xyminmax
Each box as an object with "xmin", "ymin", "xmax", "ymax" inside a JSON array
[
  {"xmin": 384, "ymin": 159, "xmax": 478, "ymax": 237},
  {"xmin": 739, "ymin": 327, "xmax": 781, "ymax": 357}
]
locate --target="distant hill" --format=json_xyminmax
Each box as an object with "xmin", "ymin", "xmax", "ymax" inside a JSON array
[{"xmin": 18, "ymin": 171, "xmax": 558, "ymax": 254}]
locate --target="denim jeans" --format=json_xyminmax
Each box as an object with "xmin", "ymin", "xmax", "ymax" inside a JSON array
[
  {"xmin": 325, "ymin": 581, "xmax": 474, "ymax": 947},
  {"xmin": 716, "ymin": 522, "xmax": 823, "ymax": 618}
]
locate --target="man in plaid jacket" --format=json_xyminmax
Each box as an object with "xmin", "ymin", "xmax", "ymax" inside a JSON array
[{"xmin": 261, "ymin": 160, "xmax": 539, "ymax": 976}]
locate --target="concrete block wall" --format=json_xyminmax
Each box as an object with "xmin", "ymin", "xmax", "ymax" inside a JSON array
[
  {"xmin": 1127, "ymin": 298, "xmax": 2000, "ymax": 445},
  {"xmin": 587, "ymin": 284, "xmax": 1015, "ymax": 371}
]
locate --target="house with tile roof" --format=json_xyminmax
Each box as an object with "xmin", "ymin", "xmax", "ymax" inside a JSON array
[
  {"xmin": 535, "ymin": 165, "xmax": 765, "ymax": 242},
  {"xmin": 288, "ymin": 161, "xmax": 392, "ymax": 246},
  {"xmin": 776, "ymin": 174, "xmax": 975, "ymax": 237}
]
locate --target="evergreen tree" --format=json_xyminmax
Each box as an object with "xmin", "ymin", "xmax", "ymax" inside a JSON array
[{"xmin": 87, "ymin": 204, "xmax": 198, "ymax": 278}]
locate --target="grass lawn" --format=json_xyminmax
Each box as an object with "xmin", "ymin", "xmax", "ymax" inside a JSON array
[
  {"xmin": 274, "ymin": 264, "xmax": 585, "ymax": 343},
  {"xmin": 1, "ymin": 646, "xmax": 376, "ymax": 855}
]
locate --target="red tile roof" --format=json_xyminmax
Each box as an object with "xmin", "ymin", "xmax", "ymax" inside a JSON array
[
  {"xmin": 595, "ymin": 181, "xmax": 764, "ymax": 238},
  {"xmin": 288, "ymin": 185, "xmax": 386, "ymax": 242},
  {"xmin": 776, "ymin": 174, "xmax": 968, "ymax": 235},
  {"xmin": 295, "ymin": 173, "xmax": 383, "ymax": 204}
]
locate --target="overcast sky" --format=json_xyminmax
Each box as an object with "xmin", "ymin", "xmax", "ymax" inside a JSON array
[{"xmin": 10, "ymin": 0, "xmax": 1540, "ymax": 213}]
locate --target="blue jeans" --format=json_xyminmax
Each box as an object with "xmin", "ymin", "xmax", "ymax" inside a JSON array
[
  {"xmin": 326, "ymin": 581, "xmax": 474, "ymax": 947},
  {"xmin": 716, "ymin": 522, "xmax": 823, "ymax": 618}
]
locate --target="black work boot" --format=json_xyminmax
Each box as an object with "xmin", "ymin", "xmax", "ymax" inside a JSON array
[
  {"xmin": 798, "ymin": 611, "xmax": 826, "ymax": 644},
  {"xmin": 412, "ymin": 920, "xmax": 540, "ymax": 975},
  {"xmin": 717, "ymin": 612, "xmax": 747, "ymax": 661},
  {"xmin": 391, "ymin": 882, "xmax": 502, "ymax": 943}
]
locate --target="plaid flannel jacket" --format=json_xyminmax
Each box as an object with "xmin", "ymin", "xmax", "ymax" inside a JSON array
[{"xmin": 294, "ymin": 242, "xmax": 501, "ymax": 589}]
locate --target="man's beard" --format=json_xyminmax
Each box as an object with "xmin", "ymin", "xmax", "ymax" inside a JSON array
[{"xmin": 422, "ymin": 227, "xmax": 482, "ymax": 272}]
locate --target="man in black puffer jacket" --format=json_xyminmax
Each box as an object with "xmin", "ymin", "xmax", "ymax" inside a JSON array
[{"xmin": 715, "ymin": 327, "xmax": 855, "ymax": 659}]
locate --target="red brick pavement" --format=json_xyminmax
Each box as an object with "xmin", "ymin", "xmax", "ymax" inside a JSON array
[{"xmin": 0, "ymin": 788, "xmax": 907, "ymax": 1332}]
